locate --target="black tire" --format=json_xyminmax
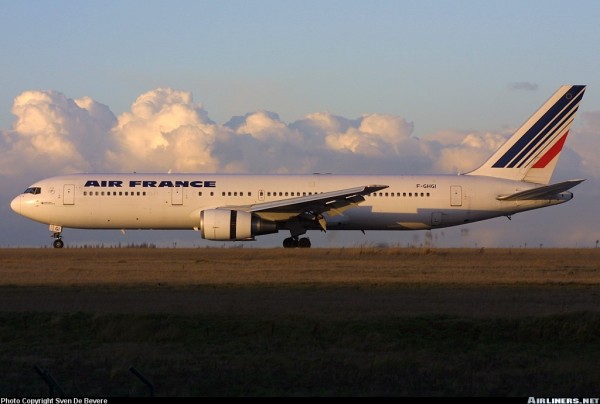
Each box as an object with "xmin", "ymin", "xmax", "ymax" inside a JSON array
[
  {"xmin": 298, "ymin": 238, "xmax": 311, "ymax": 248},
  {"xmin": 53, "ymin": 239, "xmax": 64, "ymax": 249}
]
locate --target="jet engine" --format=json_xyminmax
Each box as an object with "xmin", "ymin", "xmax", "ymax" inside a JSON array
[{"xmin": 200, "ymin": 209, "xmax": 278, "ymax": 240}]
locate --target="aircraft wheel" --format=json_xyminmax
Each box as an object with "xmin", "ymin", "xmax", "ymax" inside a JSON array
[
  {"xmin": 53, "ymin": 239, "xmax": 64, "ymax": 249},
  {"xmin": 298, "ymin": 238, "xmax": 311, "ymax": 248},
  {"xmin": 283, "ymin": 237, "xmax": 296, "ymax": 248}
]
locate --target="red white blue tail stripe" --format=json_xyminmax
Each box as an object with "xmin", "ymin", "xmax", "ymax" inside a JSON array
[
  {"xmin": 467, "ymin": 85, "xmax": 586, "ymax": 184},
  {"xmin": 492, "ymin": 85, "xmax": 585, "ymax": 169}
]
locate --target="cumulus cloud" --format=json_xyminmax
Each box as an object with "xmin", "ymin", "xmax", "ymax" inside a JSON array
[
  {"xmin": 106, "ymin": 88, "xmax": 220, "ymax": 172},
  {"xmin": 2, "ymin": 87, "xmax": 596, "ymax": 182},
  {"xmin": 0, "ymin": 90, "xmax": 116, "ymax": 176},
  {"xmin": 324, "ymin": 114, "xmax": 414, "ymax": 156},
  {"xmin": 427, "ymin": 130, "xmax": 510, "ymax": 174}
]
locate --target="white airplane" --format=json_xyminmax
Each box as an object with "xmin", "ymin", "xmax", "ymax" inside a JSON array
[{"xmin": 11, "ymin": 85, "xmax": 586, "ymax": 248}]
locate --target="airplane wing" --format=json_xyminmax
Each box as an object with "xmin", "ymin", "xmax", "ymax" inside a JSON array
[
  {"xmin": 496, "ymin": 179, "xmax": 585, "ymax": 201},
  {"xmin": 224, "ymin": 184, "xmax": 388, "ymax": 230}
]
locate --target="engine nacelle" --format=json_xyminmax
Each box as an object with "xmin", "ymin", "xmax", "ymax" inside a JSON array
[{"xmin": 200, "ymin": 209, "xmax": 278, "ymax": 241}]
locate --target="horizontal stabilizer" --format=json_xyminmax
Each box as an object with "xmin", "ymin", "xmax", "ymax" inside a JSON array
[{"xmin": 497, "ymin": 179, "xmax": 584, "ymax": 201}]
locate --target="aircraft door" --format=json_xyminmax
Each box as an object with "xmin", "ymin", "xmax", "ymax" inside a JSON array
[
  {"xmin": 450, "ymin": 186, "xmax": 462, "ymax": 206},
  {"xmin": 63, "ymin": 184, "xmax": 75, "ymax": 205},
  {"xmin": 172, "ymin": 187, "xmax": 183, "ymax": 205},
  {"xmin": 258, "ymin": 189, "xmax": 265, "ymax": 201}
]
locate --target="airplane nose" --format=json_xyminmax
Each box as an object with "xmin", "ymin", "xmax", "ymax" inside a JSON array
[{"xmin": 10, "ymin": 196, "xmax": 20, "ymax": 214}]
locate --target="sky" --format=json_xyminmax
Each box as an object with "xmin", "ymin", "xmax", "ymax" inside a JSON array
[{"xmin": 2, "ymin": 0, "xmax": 600, "ymax": 248}]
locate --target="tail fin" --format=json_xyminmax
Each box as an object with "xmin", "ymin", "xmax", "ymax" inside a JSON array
[{"xmin": 467, "ymin": 85, "xmax": 586, "ymax": 184}]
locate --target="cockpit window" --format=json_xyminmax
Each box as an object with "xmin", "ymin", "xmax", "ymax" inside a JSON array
[{"xmin": 24, "ymin": 187, "xmax": 41, "ymax": 195}]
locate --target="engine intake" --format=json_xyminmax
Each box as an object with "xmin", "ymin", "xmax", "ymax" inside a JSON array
[{"xmin": 200, "ymin": 209, "xmax": 278, "ymax": 240}]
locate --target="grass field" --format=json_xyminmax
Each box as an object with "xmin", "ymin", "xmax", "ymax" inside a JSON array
[{"xmin": 0, "ymin": 248, "xmax": 599, "ymax": 396}]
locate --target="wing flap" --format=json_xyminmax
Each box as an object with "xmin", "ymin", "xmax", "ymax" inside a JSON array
[{"xmin": 497, "ymin": 179, "xmax": 584, "ymax": 201}]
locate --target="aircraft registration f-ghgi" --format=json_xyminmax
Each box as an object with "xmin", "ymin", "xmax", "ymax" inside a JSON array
[{"xmin": 11, "ymin": 85, "xmax": 586, "ymax": 248}]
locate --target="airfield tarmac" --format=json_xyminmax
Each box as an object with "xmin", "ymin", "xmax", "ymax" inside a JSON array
[{"xmin": 1, "ymin": 247, "xmax": 599, "ymax": 318}]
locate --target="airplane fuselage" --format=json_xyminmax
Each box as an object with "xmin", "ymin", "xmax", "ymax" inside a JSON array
[{"xmin": 10, "ymin": 173, "xmax": 571, "ymax": 233}]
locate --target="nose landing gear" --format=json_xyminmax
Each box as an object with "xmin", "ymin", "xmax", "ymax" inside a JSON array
[
  {"xmin": 49, "ymin": 225, "xmax": 64, "ymax": 248},
  {"xmin": 52, "ymin": 236, "xmax": 64, "ymax": 249}
]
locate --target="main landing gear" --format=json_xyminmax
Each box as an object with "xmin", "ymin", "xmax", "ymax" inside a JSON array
[{"xmin": 282, "ymin": 237, "xmax": 311, "ymax": 248}]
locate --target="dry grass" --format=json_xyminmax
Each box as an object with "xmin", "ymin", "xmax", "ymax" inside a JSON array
[
  {"xmin": 1, "ymin": 247, "xmax": 600, "ymax": 286},
  {"xmin": 1, "ymin": 248, "xmax": 599, "ymax": 396}
]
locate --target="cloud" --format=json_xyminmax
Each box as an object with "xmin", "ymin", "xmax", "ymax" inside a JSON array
[
  {"xmin": 569, "ymin": 110, "xmax": 600, "ymax": 179},
  {"xmin": 106, "ymin": 88, "xmax": 220, "ymax": 172},
  {"xmin": 0, "ymin": 90, "xmax": 116, "ymax": 177},
  {"xmin": 3, "ymin": 87, "xmax": 597, "ymax": 180},
  {"xmin": 509, "ymin": 82, "xmax": 539, "ymax": 91},
  {"xmin": 324, "ymin": 114, "xmax": 414, "ymax": 156},
  {"xmin": 2, "ymin": 87, "xmax": 597, "ymax": 180},
  {"xmin": 427, "ymin": 130, "xmax": 510, "ymax": 174}
]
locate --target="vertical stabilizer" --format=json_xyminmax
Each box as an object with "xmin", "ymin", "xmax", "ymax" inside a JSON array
[{"xmin": 467, "ymin": 85, "xmax": 586, "ymax": 184}]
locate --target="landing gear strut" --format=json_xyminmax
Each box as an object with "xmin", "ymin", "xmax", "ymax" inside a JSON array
[{"xmin": 282, "ymin": 237, "xmax": 311, "ymax": 248}]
